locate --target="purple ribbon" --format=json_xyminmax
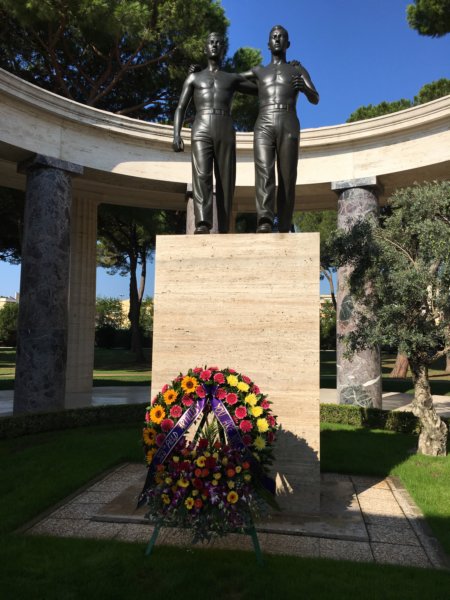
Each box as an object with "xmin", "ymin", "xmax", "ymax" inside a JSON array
[{"xmin": 138, "ymin": 383, "xmax": 274, "ymax": 507}]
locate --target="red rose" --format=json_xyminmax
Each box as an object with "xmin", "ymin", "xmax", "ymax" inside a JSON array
[
  {"xmin": 253, "ymin": 385, "xmax": 260, "ymax": 395},
  {"xmin": 242, "ymin": 461, "xmax": 250, "ymax": 469},
  {"xmin": 196, "ymin": 386, "xmax": 206, "ymax": 398},
  {"xmin": 201, "ymin": 468, "xmax": 210, "ymax": 478},
  {"xmin": 267, "ymin": 415, "xmax": 276, "ymax": 427},
  {"xmin": 235, "ymin": 406, "xmax": 247, "ymax": 420},
  {"xmin": 239, "ymin": 420, "xmax": 252, "ymax": 433},
  {"xmin": 193, "ymin": 367, "xmax": 202, "ymax": 374},
  {"xmin": 242, "ymin": 375, "xmax": 251, "ymax": 384},
  {"xmin": 193, "ymin": 478, "xmax": 203, "ymax": 489},
  {"xmin": 213, "ymin": 372, "xmax": 225, "ymax": 384},
  {"xmin": 242, "ymin": 435, "xmax": 252, "ymax": 446},
  {"xmin": 200, "ymin": 370, "xmax": 211, "ymax": 381},
  {"xmin": 208, "ymin": 366, "xmax": 219, "ymax": 371},
  {"xmin": 226, "ymin": 393, "xmax": 238, "ymax": 405},
  {"xmin": 215, "ymin": 388, "xmax": 227, "ymax": 400},
  {"xmin": 194, "ymin": 468, "xmax": 202, "ymax": 477},
  {"xmin": 227, "ymin": 468, "xmax": 236, "ymax": 478},
  {"xmin": 198, "ymin": 438, "xmax": 208, "ymax": 450},
  {"xmin": 228, "ymin": 368, "xmax": 237, "ymax": 374},
  {"xmin": 261, "ymin": 399, "xmax": 270, "ymax": 409},
  {"xmin": 194, "ymin": 498, "xmax": 203, "ymax": 509}
]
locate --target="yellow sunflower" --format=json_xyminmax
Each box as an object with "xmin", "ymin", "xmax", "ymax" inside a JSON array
[
  {"xmin": 161, "ymin": 493, "xmax": 171, "ymax": 505},
  {"xmin": 185, "ymin": 497, "xmax": 194, "ymax": 510},
  {"xmin": 226, "ymin": 491, "xmax": 239, "ymax": 504},
  {"xmin": 142, "ymin": 427, "xmax": 157, "ymax": 446},
  {"xmin": 196, "ymin": 456, "xmax": 206, "ymax": 467},
  {"xmin": 181, "ymin": 375, "xmax": 198, "ymax": 394},
  {"xmin": 146, "ymin": 448, "xmax": 156, "ymax": 464},
  {"xmin": 150, "ymin": 404, "xmax": 166, "ymax": 424},
  {"xmin": 163, "ymin": 389, "xmax": 178, "ymax": 405},
  {"xmin": 177, "ymin": 477, "xmax": 190, "ymax": 488}
]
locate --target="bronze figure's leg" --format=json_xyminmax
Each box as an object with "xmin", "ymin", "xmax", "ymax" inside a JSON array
[
  {"xmin": 276, "ymin": 112, "xmax": 299, "ymax": 232},
  {"xmin": 254, "ymin": 114, "xmax": 276, "ymax": 232},
  {"xmin": 192, "ymin": 123, "xmax": 214, "ymax": 233},
  {"xmin": 213, "ymin": 116, "xmax": 236, "ymax": 233}
]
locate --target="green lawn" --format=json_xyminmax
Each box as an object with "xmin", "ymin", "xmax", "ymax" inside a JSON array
[
  {"xmin": 1, "ymin": 348, "xmax": 449, "ymax": 395},
  {"xmin": 0, "ymin": 422, "xmax": 450, "ymax": 599}
]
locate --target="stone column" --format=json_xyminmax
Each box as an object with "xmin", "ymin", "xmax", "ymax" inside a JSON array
[
  {"xmin": 65, "ymin": 194, "xmax": 98, "ymax": 408},
  {"xmin": 14, "ymin": 155, "xmax": 83, "ymax": 415},
  {"xmin": 332, "ymin": 177, "xmax": 382, "ymax": 409},
  {"xmin": 185, "ymin": 184, "xmax": 219, "ymax": 234}
]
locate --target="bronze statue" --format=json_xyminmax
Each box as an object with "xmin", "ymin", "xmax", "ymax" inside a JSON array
[
  {"xmin": 173, "ymin": 33, "xmax": 256, "ymax": 234},
  {"xmin": 242, "ymin": 26, "xmax": 319, "ymax": 233}
]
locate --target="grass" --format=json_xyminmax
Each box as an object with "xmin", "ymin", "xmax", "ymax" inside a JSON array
[
  {"xmin": 1, "ymin": 422, "xmax": 450, "ymax": 598},
  {"xmin": 1, "ymin": 348, "xmax": 449, "ymax": 394}
]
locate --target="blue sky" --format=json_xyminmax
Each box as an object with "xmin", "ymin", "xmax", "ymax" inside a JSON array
[{"xmin": 1, "ymin": 0, "xmax": 449, "ymax": 299}]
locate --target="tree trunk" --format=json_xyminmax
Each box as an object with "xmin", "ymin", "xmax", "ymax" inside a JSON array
[
  {"xmin": 128, "ymin": 254, "xmax": 144, "ymax": 362},
  {"xmin": 445, "ymin": 351, "xmax": 450, "ymax": 374},
  {"xmin": 410, "ymin": 362, "xmax": 447, "ymax": 456},
  {"xmin": 390, "ymin": 352, "xmax": 409, "ymax": 378},
  {"xmin": 322, "ymin": 269, "xmax": 337, "ymax": 310}
]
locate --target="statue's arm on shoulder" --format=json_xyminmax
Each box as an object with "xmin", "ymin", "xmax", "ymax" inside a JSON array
[{"xmin": 173, "ymin": 74, "xmax": 196, "ymax": 152}]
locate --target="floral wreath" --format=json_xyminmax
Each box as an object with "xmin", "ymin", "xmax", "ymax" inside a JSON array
[{"xmin": 139, "ymin": 366, "xmax": 278, "ymax": 541}]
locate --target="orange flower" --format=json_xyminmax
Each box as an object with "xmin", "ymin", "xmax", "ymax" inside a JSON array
[
  {"xmin": 181, "ymin": 376, "xmax": 198, "ymax": 394},
  {"xmin": 150, "ymin": 405, "xmax": 165, "ymax": 424},
  {"xmin": 163, "ymin": 389, "xmax": 178, "ymax": 405},
  {"xmin": 226, "ymin": 468, "xmax": 236, "ymax": 478}
]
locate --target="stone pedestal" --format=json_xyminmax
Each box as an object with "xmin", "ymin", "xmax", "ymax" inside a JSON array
[
  {"xmin": 151, "ymin": 233, "xmax": 320, "ymax": 515},
  {"xmin": 65, "ymin": 195, "xmax": 98, "ymax": 408},
  {"xmin": 332, "ymin": 177, "xmax": 382, "ymax": 409},
  {"xmin": 14, "ymin": 155, "xmax": 83, "ymax": 414}
]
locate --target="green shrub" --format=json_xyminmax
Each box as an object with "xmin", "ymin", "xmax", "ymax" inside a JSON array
[{"xmin": 320, "ymin": 404, "xmax": 422, "ymax": 433}]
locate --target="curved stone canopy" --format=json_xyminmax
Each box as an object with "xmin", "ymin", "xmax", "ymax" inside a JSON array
[{"xmin": 0, "ymin": 68, "xmax": 449, "ymax": 211}]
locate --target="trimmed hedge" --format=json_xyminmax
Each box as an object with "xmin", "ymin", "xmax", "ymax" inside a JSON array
[
  {"xmin": 320, "ymin": 403, "xmax": 422, "ymax": 434},
  {"xmin": 0, "ymin": 403, "xmax": 149, "ymax": 439},
  {"xmin": 1, "ymin": 401, "xmax": 448, "ymax": 440}
]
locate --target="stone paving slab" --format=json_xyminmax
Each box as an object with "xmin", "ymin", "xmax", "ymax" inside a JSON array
[{"xmin": 24, "ymin": 463, "xmax": 450, "ymax": 570}]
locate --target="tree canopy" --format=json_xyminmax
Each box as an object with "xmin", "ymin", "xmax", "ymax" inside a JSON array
[
  {"xmin": 346, "ymin": 78, "xmax": 450, "ymax": 122},
  {"xmin": 332, "ymin": 181, "xmax": 450, "ymax": 455},
  {"xmin": 0, "ymin": 0, "xmax": 229, "ymax": 120},
  {"xmin": 407, "ymin": 0, "xmax": 450, "ymax": 37}
]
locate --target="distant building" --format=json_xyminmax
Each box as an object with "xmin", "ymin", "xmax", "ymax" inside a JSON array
[{"xmin": 0, "ymin": 293, "xmax": 19, "ymax": 310}]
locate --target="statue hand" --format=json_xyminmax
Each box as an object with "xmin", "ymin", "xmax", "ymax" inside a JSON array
[
  {"xmin": 188, "ymin": 63, "xmax": 202, "ymax": 74},
  {"xmin": 289, "ymin": 60, "xmax": 301, "ymax": 67},
  {"xmin": 291, "ymin": 73, "xmax": 306, "ymax": 92},
  {"xmin": 172, "ymin": 136, "xmax": 185, "ymax": 152}
]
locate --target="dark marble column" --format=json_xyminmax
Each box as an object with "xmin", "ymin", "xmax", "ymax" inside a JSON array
[
  {"xmin": 332, "ymin": 177, "xmax": 382, "ymax": 409},
  {"xmin": 185, "ymin": 184, "xmax": 219, "ymax": 234},
  {"xmin": 14, "ymin": 155, "xmax": 83, "ymax": 414}
]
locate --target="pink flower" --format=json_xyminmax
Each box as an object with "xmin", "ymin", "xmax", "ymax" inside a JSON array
[
  {"xmin": 253, "ymin": 385, "xmax": 260, "ymax": 395},
  {"xmin": 239, "ymin": 420, "xmax": 253, "ymax": 433},
  {"xmin": 228, "ymin": 368, "xmax": 237, "ymax": 374},
  {"xmin": 161, "ymin": 418, "xmax": 174, "ymax": 432},
  {"xmin": 175, "ymin": 375, "xmax": 183, "ymax": 382},
  {"xmin": 182, "ymin": 395, "xmax": 193, "ymax": 407},
  {"xmin": 196, "ymin": 386, "xmax": 206, "ymax": 398},
  {"xmin": 200, "ymin": 369, "xmax": 212, "ymax": 381},
  {"xmin": 170, "ymin": 405, "xmax": 182, "ymax": 418},
  {"xmin": 215, "ymin": 388, "xmax": 227, "ymax": 400},
  {"xmin": 208, "ymin": 365, "xmax": 219, "ymax": 371},
  {"xmin": 161, "ymin": 384, "xmax": 169, "ymax": 393},
  {"xmin": 261, "ymin": 399, "xmax": 270, "ymax": 409},
  {"xmin": 267, "ymin": 415, "xmax": 276, "ymax": 427},
  {"xmin": 235, "ymin": 406, "xmax": 247, "ymax": 419},
  {"xmin": 242, "ymin": 375, "xmax": 251, "ymax": 384},
  {"xmin": 145, "ymin": 411, "xmax": 150, "ymax": 422},
  {"xmin": 226, "ymin": 393, "xmax": 238, "ymax": 405},
  {"xmin": 213, "ymin": 372, "xmax": 225, "ymax": 384},
  {"xmin": 156, "ymin": 433, "xmax": 166, "ymax": 447},
  {"xmin": 193, "ymin": 367, "xmax": 202, "ymax": 374}
]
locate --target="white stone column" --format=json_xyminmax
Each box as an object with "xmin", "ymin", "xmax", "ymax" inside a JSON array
[
  {"xmin": 332, "ymin": 177, "xmax": 382, "ymax": 409},
  {"xmin": 14, "ymin": 154, "xmax": 83, "ymax": 414},
  {"xmin": 65, "ymin": 194, "xmax": 98, "ymax": 408}
]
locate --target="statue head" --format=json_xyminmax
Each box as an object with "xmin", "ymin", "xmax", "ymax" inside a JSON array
[
  {"xmin": 268, "ymin": 25, "xmax": 290, "ymax": 54},
  {"xmin": 204, "ymin": 32, "xmax": 228, "ymax": 61}
]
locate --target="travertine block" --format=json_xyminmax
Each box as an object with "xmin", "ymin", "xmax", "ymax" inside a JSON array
[{"xmin": 151, "ymin": 233, "xmax": 320, "ymax": 515}]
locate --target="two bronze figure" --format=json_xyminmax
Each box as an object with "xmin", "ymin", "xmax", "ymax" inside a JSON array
[{"xmin": 173, "ymin": 26, "xmax": 319, "ymax": 234}]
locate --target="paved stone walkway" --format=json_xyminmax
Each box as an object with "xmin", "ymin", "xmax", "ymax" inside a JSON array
[{"xmin": 24, "ymin": 463, "xmax": 449, "ymax": 569}]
